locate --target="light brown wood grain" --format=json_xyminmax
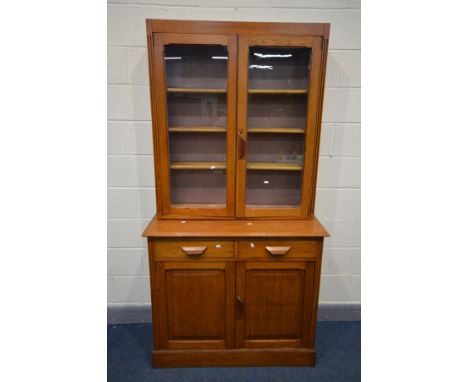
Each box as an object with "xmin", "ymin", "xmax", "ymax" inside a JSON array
[
  {"xmin": 225, "ymin": 35, "xmax": 237, "ymax": 217},
  {"xmin": 143, "ymin": 218, "xmax": 329, "ymax": 238},
  {"xmin": 238, "ymin": 239, "xmax": 321, "ymax": 259},
  {"xmin": 169, "ymin": 127, "xmax": 227, "ymax": 133},
  {"xmin": 309, "ymin": 37, "xmax": 330, "ymax": 215},
  {"xmin": 301, "ymin": 38, "xmax": 324, "ymax": 216},
  {"xmin": 247, "ymin": 89, "xmax": 307, "ymax": 94},
  {"xmin": 235, "ymin": 261, "xmax": 314, "ymax": 349},
  {"xmin": 152, "ymin": 348, "xmax": 316, "ymax": 367},
  {"xmin": 155, "ymin": 261, "xmax": 235, "ymax": 350},
  {"xmin": 248, "ymin": 128, "xmax": 305, "ymax": 134},
  {"xmin": 235, "ymin": 35, "xmax": 249, "ymax": 217},
  {"xmin": 167, "ymin": 87, "xmax": 227, "ymax": 93},
  {"xmin": 148, "ymin": 19, "xmax": 330, "ymax": 38},
  {"xmin": 246, "ymin": 162, "xmax": 303, "ymax": 171},
  {"xmin": 170, "ymin": 162, "xmax": 226, "ymax": 170},
  {"xmin": 154, "ymin": 239, "xmax": 234, "ymax": 259},
  {"xmin": 145, "ymin": 19, "xmax": 330, "ymax": 369}
]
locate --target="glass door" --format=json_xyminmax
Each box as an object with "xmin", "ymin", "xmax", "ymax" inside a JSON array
[
  {"xmin": 153, "ymin": 34, "xmax": 237, "ymax": 217},
  {"xmin": 236, "ymin": 36, "xmax": 324, "ymax": 217}
]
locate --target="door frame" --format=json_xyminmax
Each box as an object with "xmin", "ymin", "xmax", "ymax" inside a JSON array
[
  {"xmin": 236, "ymin": 35, "xmax": 324, "ymax": 217},
  {"xmin": 151, "ymin": 33, "xmax": 238, "ymax": 218}
]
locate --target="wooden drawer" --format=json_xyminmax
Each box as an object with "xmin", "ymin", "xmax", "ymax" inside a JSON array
[
  {"xmin": 154, "ymin": 239, "xmax": 234, "ymax": 259},
  {"xmin": 237, "ymin": 239, "xmax": 321, "ymax": 259}
]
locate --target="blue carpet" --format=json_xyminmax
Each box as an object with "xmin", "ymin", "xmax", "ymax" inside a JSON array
[{"xmin": 108, "ymin": 321, "xmax": 360, "ymax": 381}]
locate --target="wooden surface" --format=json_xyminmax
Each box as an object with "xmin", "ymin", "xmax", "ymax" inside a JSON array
[
  {"xmin": 167, "ymin": 87, "xmax": 227, "ymax": 93},
  {"xmin": 154, "ymin": 239, "xmax": 234, "ymax": 259},
  {"xmin": 143, "ymin": 216, "xmax": 329, "ymax": 237},
  {"xmin": 247, "ymin": 89, "xmax": 308, "ymax": 94},
  {"xmin": 170, "ymin": 161, "xmax": 226, "ymax": 170},
  {"xmin": 147, "ymin": 19, "xmax": 330, "ymax": 38},
  {"xmin": 237, "ymin": 239, "xmax": 321, "ymax": 259},
  {"xmin": 155, "ymin": 261, "xmax": 235, "ymax": 350},
  {"xmin": 248, "ymin": 127, "xmax": 305, "ymax": 134},
  {"xmin": 236, "ymin": 261, "xmax": 315, "ymax": 349},
  {"xmin": 144, "ymin": 19, "xmax": 330, "ymax": 369},
  {"xmin": 152, "ymin": 348, "xmax": 315, "ymax": 367},
  {"xmin": 246, "ymin": 162, "xmax": 303, "ymax": 171},
  {"xmin": 169, "ymin": 127, "xmax": 227, "ymax": 133}
]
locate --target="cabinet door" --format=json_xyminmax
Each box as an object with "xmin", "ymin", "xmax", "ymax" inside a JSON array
[
  {"xmin": 236, "ymin": 261, "xmax": 317, "ymax": 349},
  {"xmin": 236, "ymin": 36, "xmax": 326, "ymax": 217},
  {"xmin": 151, "ymin": 33, "xmax": 237, "ymax": 217},
  {"xmin": 155, "ymin": 262, "xmax": 235, "ymax": 349}
]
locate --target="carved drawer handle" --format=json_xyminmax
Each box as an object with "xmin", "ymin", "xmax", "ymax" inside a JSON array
[
  {"xmin": 265, "ymin": 246, "xmax": 291, "ymax": 256},
  {"xmin": 181, "ymin": 246, "xmax": 207, "ymax": 256}
]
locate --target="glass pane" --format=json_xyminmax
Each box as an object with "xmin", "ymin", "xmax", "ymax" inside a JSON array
[
  {"xmin": 167, "ymin": 93, "xmax": 226, "ymax": 128},
  {"xmin": 246, "ymin": 171, "xmax": 302, "ymax": 207},
  {"xmin": 248, "ymin": 93, "xmax": 307, "ymax": 130},
  {"xmin": 247, "ymin": 134, "xmax": 304, "ymax": 164},
  {"xmin": 246, "ymin": 46, "xmax": 311, "ymax": 209},
  {"xmin": 171, "ymin": 170, "xmax": 226, "ymax": 205},
  {"xmin": 165, "ymin": 45, "xmax": 228, "ymax": 89},
  {"xmin": 164, "ymin": 44, "xmax": 228, "ymax": 206},
  {"xmin": 170, "ymin": 132, "xmax": 226, "ymax": 162}
]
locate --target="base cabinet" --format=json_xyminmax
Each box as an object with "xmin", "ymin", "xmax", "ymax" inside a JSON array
[{"xmin": 149, "ymin": 235, "xmax": 324, "ymax": 367}]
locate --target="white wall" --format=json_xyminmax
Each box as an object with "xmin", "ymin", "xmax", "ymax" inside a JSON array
[{"xmin": 107, "ymin": 0, "xmax": 361, "ymax": 307}]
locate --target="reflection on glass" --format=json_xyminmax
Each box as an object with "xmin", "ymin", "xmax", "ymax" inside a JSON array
[
  {"xmin": 248, "ymin": 47, "xmax": 311, "ymax": 90},
  {"xmin": 165, "ymin": 44, "xmax": 228, "ymax": 89},
  {"xmin": 245, "ymin": 46, "xmax": 311, "ymax": 209},
  {"xmin": 164, "ymin": 44, "xmax": 229, "ymax": 206}
]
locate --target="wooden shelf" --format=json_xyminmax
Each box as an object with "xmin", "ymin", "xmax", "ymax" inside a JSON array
[
  {"xmin": 248, "ymin": 89, "xmax": 308, "ymax": 94},
  {"xmin": 170, "ymin": 162, "xmax": 226, "ymax": 170},
  {"xmin": 169, "ymin": 127, "xmax": 227, "ymax": 133},
  {"xmin": 143, "ymin": 216, "xmax": 330, "ymax": 238},
  {"xmin": 167, "ymin": 87, "xmax": 227, "ymax": 94},
  {"xmin": 247, "ymin": 162, "xmax": 303, "ymax": 171},
  {"xmin": 248, "ymin": 128, "xmax": 305, "ymax": 134}
]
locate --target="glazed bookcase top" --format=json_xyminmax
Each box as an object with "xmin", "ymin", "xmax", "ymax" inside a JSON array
[{"xmin": 146, "ymin": 20, "xmax": 330, "ymax": 219}]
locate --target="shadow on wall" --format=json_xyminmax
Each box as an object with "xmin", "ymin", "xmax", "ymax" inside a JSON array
[{"xmin": 316, "ymin": 52, "xmax": 361, "ymax": 303}]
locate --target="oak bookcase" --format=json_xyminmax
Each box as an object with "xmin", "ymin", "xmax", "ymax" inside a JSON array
[{"xmin": 143, "ymin": 19, "xmax": 330, "ymax": 367}]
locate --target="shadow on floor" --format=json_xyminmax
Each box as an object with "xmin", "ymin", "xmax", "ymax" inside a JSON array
[{"xmin": 108, "ymin": 321, "xmax": 360, "ymax": 382}]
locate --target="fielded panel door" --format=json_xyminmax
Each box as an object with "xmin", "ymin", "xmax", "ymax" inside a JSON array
[
  {"xmin": 151, "ymin": 33, "xmax": 237, "ymax": 218},
  {"xmin": 235, "ymin": 261, "xmax": 317, "ymax": 349},
  {"xmin": 236, "ymin": 35, "xmax": 325, "ymax": 217},
  {"xmin": 155, "ymin": 261, "xmax": 235, "ymax": 350}
]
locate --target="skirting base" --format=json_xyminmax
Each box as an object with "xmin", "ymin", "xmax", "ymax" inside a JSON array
[{"xmin": 152, "ymin": 348, "xmax": 316, "ymax": 368}]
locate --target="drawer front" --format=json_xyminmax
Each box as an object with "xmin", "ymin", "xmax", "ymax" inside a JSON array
[
  {"xmin": 154, "ymin": 240, "xmax": 234, "ymax": 259},
  {"xmin": 238, "ymin": 239, "xmax": 321, "ymax": 259}
]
